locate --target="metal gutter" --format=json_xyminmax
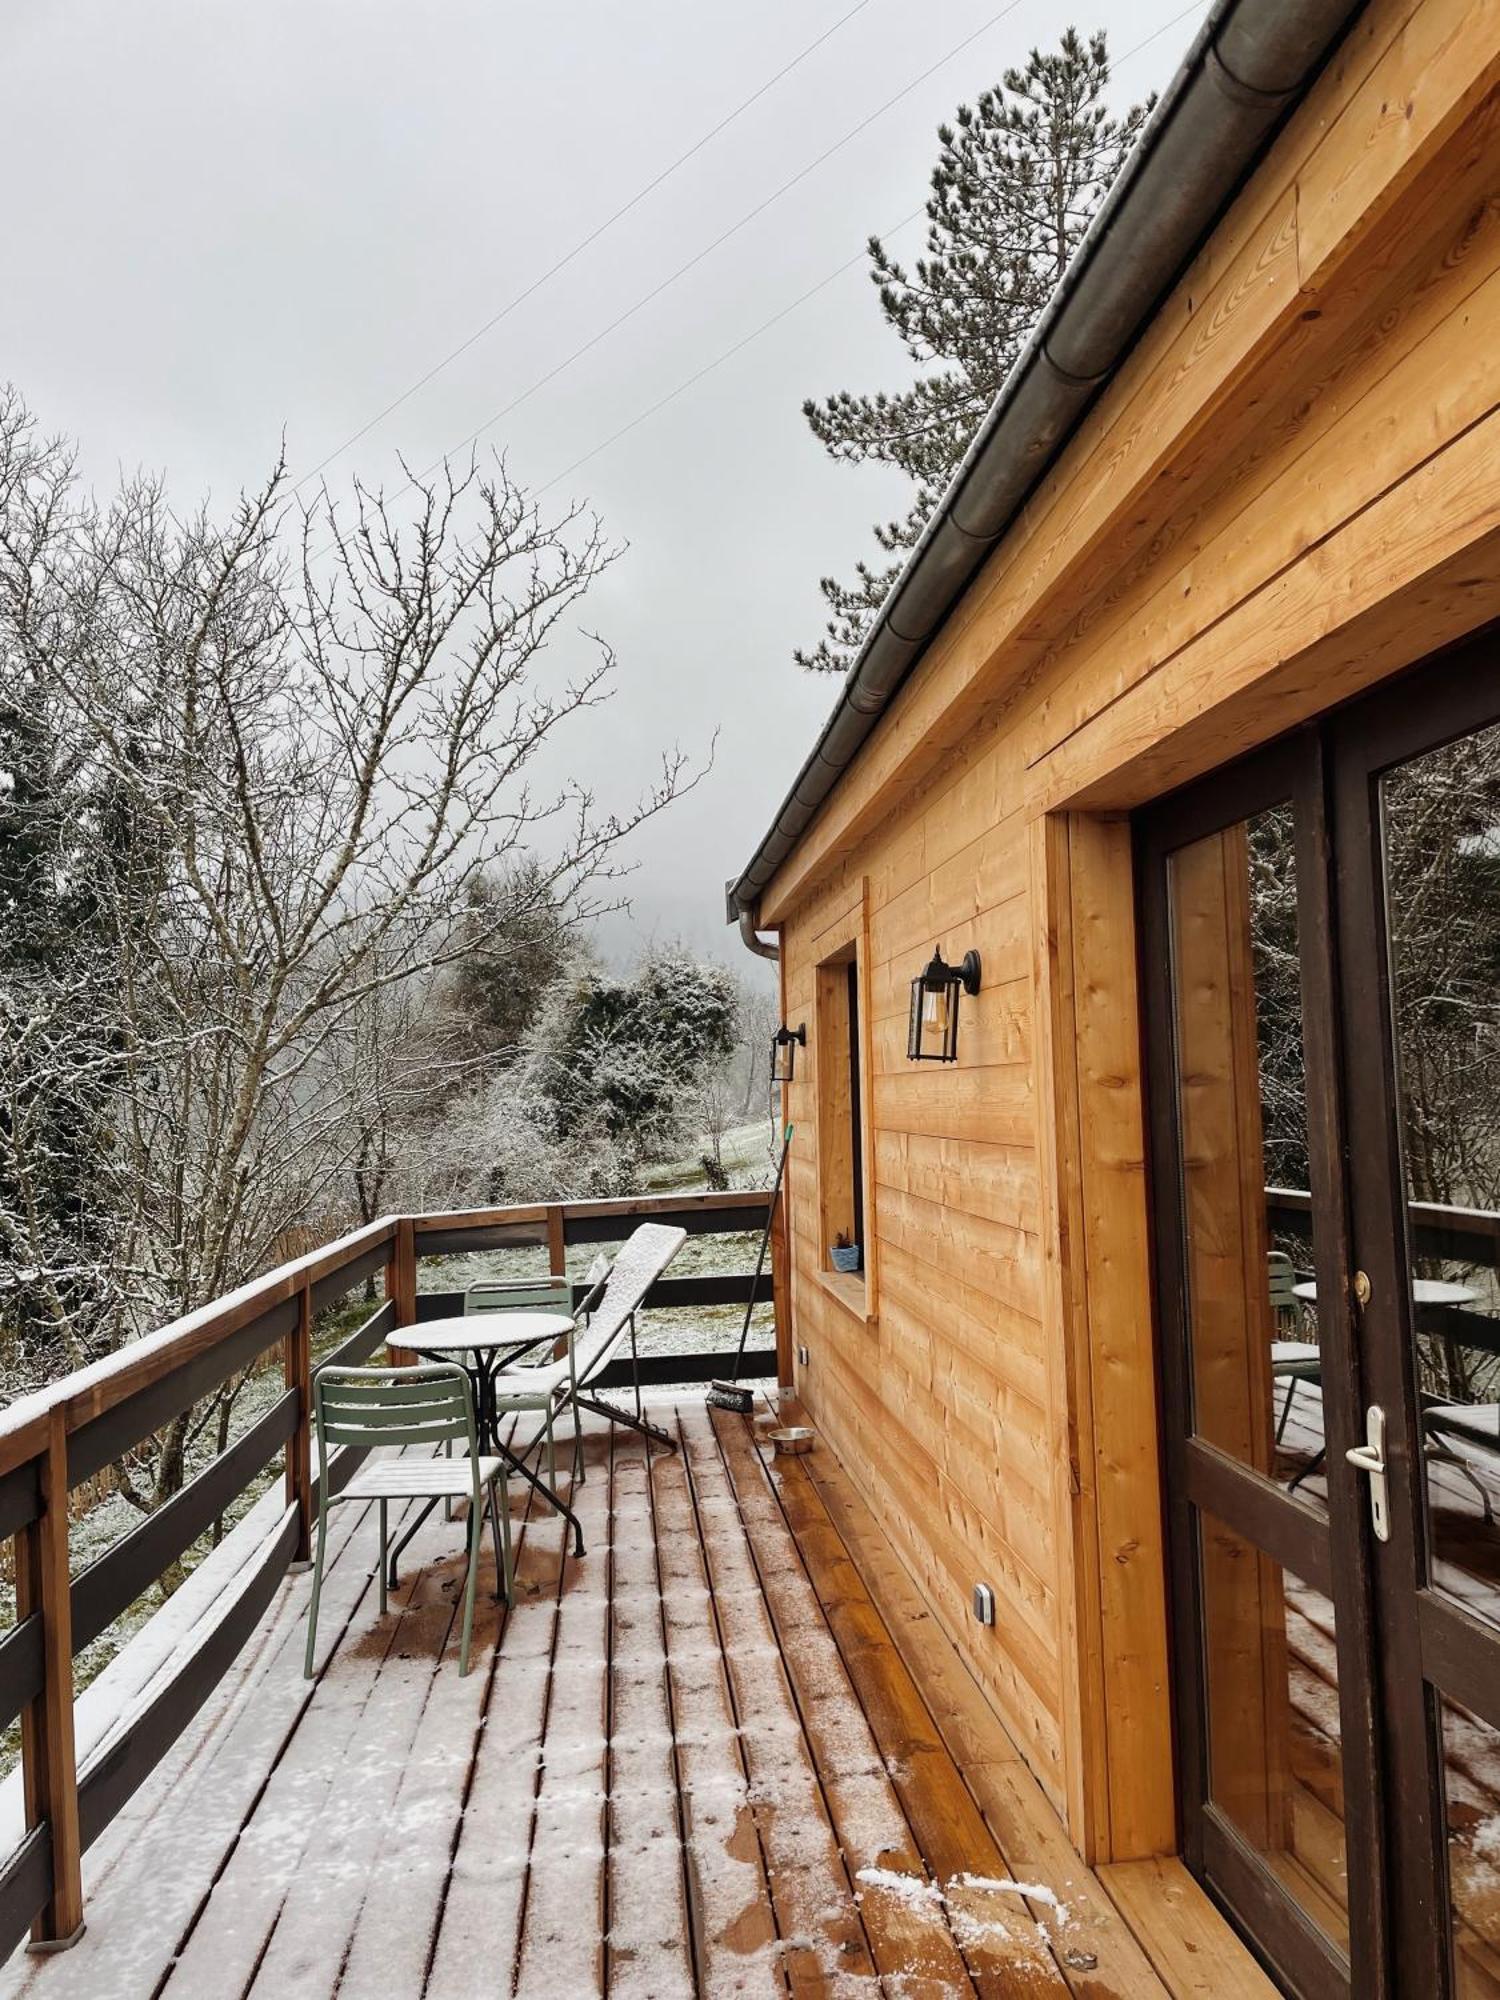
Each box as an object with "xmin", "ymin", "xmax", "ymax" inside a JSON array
[{"xmin": 728, "ymin": 0, "xmax": 1366, "ymax": 940}]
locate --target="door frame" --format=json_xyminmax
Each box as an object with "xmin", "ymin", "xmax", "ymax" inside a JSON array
[{"xmin": 1136, "ymin": 730, "xmax": 1389, "ymax": 1997}]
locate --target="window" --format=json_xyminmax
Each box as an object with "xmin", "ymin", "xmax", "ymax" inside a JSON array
[{"xmin": 816, "ymin": 940, "xmax": 867, "ymax": 1288}]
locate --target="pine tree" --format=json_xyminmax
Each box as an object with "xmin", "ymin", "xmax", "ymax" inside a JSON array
[{"xmin": 798, "ymin": 30, "xmax": 1149, "ymax": 672}]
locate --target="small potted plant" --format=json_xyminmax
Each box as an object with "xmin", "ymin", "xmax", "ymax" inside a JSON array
[{"xmin": 830, "ymin": 1231, "xmax": 861, "ymax": 1275}]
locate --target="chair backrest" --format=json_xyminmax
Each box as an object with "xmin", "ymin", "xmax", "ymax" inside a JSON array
[
  {"xmin": 465, "ymin": 1276, "xmax": 572, "ymax": 1316},
  {"xmin": 571, "ymin": 1223, "xmax": 686, "ymax": 1384},
  {"xmin": 314, "ymin": 1363, "xmax": 478, "ymax": 1456},
  {"xmin": 1267, "ymin": 1251, "xmax": 1298, "ymax": 1309}
]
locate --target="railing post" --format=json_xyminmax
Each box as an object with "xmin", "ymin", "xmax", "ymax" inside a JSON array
[
  {"xmin": 770, "ymin": 1184, "xmax": 793, "ymax": 1393},
  {"xmin": 285, "ymin": 1277, "xmax": 313, "ymax": 1565},
  {"xmin": 388, "ymin": 1217, "xmax": 417, "ymax": 1364},
  {"xmin": 18, "ymin": 1411, "xmax": 84, "ymax": 1949},
  {"xmin": 546, "ymin": 1205, "xmax": 570, "ymax": 1357}
]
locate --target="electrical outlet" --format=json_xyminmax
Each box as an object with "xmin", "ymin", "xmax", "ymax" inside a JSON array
[
  {"xmin": 971, "ymin": 1582, "xmax": 995, "ymax": 1627},
  {"xmin": 797, "ymin": 1344, "xmax": 810, "ymax": 1367}
]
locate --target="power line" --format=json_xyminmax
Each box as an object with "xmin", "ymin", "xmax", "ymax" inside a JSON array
[
  {"xmin": 293, "ymin": 0, "xmax": 880, "ymax": 491},
  {"xmin": 532, "ymin": 0, "xmax": 1206, "ymax": 498},
  {"xmin": 536, "ymin": 208, "xmax": 925, "ymax": 497},
  {"xmin": 414, "ymin": 0, "xmax": 1026, "ymax": 488}
]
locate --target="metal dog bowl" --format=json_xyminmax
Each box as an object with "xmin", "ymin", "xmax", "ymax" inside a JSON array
[{"xmin": 768, "ymin": 1426, "xmax": 815, "ymax": 1456}]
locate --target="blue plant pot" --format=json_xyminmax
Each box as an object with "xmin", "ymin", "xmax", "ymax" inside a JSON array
[{"xmin": 830, "ymin": 1244, "xmax": 861, "ymax": 1274}]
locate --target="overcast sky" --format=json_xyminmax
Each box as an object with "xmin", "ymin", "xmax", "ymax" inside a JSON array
[{"xmin": 2, "ymin": 0, "xmax": 1207, "ymax": 968}]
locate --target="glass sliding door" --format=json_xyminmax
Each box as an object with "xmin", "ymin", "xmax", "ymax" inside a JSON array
[
  {"xmin": 1142, "ymin": 629, "xmax": 1500, "ymax": 1996},
  {"xmin": 1333, "ymin": 655, "xmax": 1500, "ymax": 1999},
  {"xmin": 1141, "ymin": 737, "xmax": 1383, "ymax": 1999}
]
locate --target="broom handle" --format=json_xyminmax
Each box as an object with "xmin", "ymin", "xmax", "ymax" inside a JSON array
[{"xmin": 728, "ymin": 1123, "xmax": 793, "ymax": 1381}]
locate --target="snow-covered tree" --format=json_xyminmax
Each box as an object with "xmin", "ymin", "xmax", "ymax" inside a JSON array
[
  {"xmin": 798, "ymin": 31, "xmax": 1149, "ymax": 672},
  {"xmin": 0, "ymin": 398, "xmax": 135, "ymax": 1365},
  {"xmin": 0, "ymin": 385, "xmax": 698, "ymax": 1455}
]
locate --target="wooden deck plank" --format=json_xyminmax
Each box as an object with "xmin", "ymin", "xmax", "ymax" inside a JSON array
[
  {"xmin": 242, "ymin": 1508, "xmax": 479, "ymax": 2000},
  {"xmin": 770, "ymin": 1395, "xmax": 1182, "ymax": 1998},
  {"xmin": 319, "ymin": 1427, "xmax": 546, "ymax": 2000},
  {"xmin": 508, "ymin": 1421, "xmax": 614, "ymax": 1999},
  {"xmin": 422, "ymin": 1433, "xmax": 584, "ymax": 2000},
  {"xmin": 164, "ymin": 1492, "xmax": 470, "ymax": 1996},
  {"xmin": 2, "ymin": 1391, "xmax": 1287, "ymax": 1998},
  {"xmin": 0, "ymin": 1495, "xmax": 375, "ymax": 2000},
  {"xmin": 726, "ymin": 1408, "xmax": 1071, "ymax": 1994},
  {"xmin": 1099, "ymin": 1858, "xmax": 1278, "ymax": 2000},
  {"xmin": 606, "ymin": 1432, "xmax": 696, "ymax": 1999},
  {"xmin": 647, "ymin": 1407, "xmax": 783, "ymax": 1995},
  {"xmin": 678, "ymin": 1411, "xmax": 878, "ymax": 1993},
  {"xmin": 512, "ymin": 1424, "xmax": 616, "ymax": 2000},
  {"xmin": 706, "ymin": 1407, "xmax": 979, "ymax": 1998}
]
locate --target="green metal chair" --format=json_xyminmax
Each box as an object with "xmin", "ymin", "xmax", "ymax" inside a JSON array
[
  {"xmin": 465, "ymin": 1275, "xmax": 573, "ymax": 1315},
  {"xmin": 1269, "ymin": 1251, "xmax": 1320, "ymax": 1447},
  {"xmin": 438, "ymin": 1275, "xmax": 577, "ymax": 1511},
  {"xmin": 304, "ymin": 1362, "xmax": 512, "ymax": 1680}
]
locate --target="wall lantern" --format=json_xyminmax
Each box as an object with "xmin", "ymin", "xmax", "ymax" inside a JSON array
[
  {"xmin": 907, "ymin": 946, "xmax": 982, "ymax": 1063},
  {"xmin": 771, "ymin": 1023, "xmax": 806, "ymax": 1085}
]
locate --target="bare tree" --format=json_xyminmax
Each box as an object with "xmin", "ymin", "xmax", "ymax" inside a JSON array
[{"xmin": 0, "ymin": 389, "xmax": 699, "ymax": 1496}]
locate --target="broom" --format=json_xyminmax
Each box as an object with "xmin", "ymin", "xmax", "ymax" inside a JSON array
[{"xmin": 707, "ymin": 1122, "xmax": 793, "ymax": 1414}]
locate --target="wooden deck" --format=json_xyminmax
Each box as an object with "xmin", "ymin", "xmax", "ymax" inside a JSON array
[{"xmin": 0, "ymin": 1396, "xmax": 1270, "ymax": 1998}]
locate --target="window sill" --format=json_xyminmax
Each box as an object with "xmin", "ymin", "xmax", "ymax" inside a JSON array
[{"xmin": 815, "ymin": 1266, "xmax": 876, "ymax": 1324}]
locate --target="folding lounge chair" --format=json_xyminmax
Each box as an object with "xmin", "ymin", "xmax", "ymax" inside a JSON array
[
  {"xmin": 304, "ymin": 1362, "xmax": 512, "ymax": 1678},
  {"xmin": 491, "ymin": 1222, "xmax": 687, "ymax": 1487}
]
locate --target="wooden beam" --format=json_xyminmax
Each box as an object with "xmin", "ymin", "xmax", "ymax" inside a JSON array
[
  {"xmin": 18, "ymin": 1412, "xmax": 82, "ymax": 1949},
  {"xmin": 1034, "ymin": 814, "xmax": 1174, "ymax": 1862},
  {"xmin": 545, "ymin": 1204, "xmax": 567, "ymax": 1283},
  {"xmin": 388, "ymin": 1217, "xmax": 417, "ymax": 1367}
]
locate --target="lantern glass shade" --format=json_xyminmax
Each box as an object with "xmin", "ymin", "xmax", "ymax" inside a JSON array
[
  {"xmin": 771, "ymin": 1023, "xmax": 805, "ymax": 1085},
  {"xmin": 906, "ymin": 947, "xmax": 980, "ymax": 1063}
]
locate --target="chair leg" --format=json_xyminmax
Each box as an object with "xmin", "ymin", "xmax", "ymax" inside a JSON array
[
  {"xmin": 378, "ymin": 1497, "xmax": 388, "ymax": 1615},
  {"xmin": 303, "ymin": 1499, "xmax": 329, "ymax": 1679},
  {"xmin": 1426, "ymin": 1435, "xmax": 1496, "ymax": 1525},
  {"xmin": 572, "ymin": 1398, "xmax": 583, "ymax": 1485},
  {"xmin": 546, "ymin": 1407, "xmax": 556, "ymax": 1486},
  {"xmin": 459, "ymin": 1493, "xmax": 483, "ymax": 1675},
  {"xmin": 1275, "ymin": 1378, "xmax": 1299, "ymax": 1446},
  {"xmin": 488, "ymin": 1479, "xmax": 514, "ymax": 1605},
  {"xmin": 387, "ymin": 1495, "xmax": 440, "ymax": 1589}
]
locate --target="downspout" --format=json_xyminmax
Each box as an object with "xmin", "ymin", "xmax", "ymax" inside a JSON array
[{"xmin": 735, "ymin": 899, "xmax": 779, "ymax": 961}]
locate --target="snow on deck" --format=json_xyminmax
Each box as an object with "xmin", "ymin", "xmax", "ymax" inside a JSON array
[{"xmin": 0, "ymin": 1395, "xmax": 1128, "ymax": 1999}]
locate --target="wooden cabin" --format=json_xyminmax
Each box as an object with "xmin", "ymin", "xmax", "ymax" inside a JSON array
[
  {"xmin": 0, "ymin": 1, "xmax": 1495, "ymax": 1996},
  {"xmin": 729, "ymin": 0, "xmax": 1500, "ymax": 1991}
]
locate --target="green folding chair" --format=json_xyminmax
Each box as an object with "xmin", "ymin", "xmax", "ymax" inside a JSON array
[{"xmin": 304, "ymin": 1362, "xmax": 512, "ymax": 1679}]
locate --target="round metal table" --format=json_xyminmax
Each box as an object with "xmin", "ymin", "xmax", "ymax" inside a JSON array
[
  {"xmin": 407, "ymin": 1310, "xmax": 585, "ymax": 1555},
  {"xmin": 1292, "ymin": 1278, "xmax": 1478, "ymax": 1306}
]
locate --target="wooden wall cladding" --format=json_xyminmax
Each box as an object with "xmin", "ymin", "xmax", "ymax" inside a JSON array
[{"xmin": 769, "ymin": 0, "xmax": 1498, "ymax": 1863}]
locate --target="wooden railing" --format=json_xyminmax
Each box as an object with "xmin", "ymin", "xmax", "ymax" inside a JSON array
[
  {"xmin": 0, "ymin": 1187, "xmax": 782, "ymax": 1958},
  {"xmin": 1266, "ymin": 1185, "xmax": 1500, "ymax": 1379},
  {"xmin": 1265, "ymin": 1186, "xmax": 1500, "ymax": 1270}
]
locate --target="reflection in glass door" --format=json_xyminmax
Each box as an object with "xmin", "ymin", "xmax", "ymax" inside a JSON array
[
  {"xmin": 1144, "ymin": 638, "xmax": 1500, "ymax": 1996},
  {"xmin": 1169, "ymin": 803, "xmax": 1330, "ymax": 1505},
  {"xmin": 1338, "ymin": 680, "xmax": 1500, "ymax": 1997},
  {"xmin": 1142, "ymin": 739, "xmax": 1380, "ymax": 1999}
]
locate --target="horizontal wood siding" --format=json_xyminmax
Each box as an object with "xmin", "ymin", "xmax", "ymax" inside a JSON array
[{"xmin": 772, "ymin": 0, "xmax": 1498, "ymax": 1858}]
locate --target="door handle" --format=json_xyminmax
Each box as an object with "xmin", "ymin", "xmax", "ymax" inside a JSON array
[{"xmin": 1345, "ymin": 1404, "xmax": 1390, "ymax": 1542}]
